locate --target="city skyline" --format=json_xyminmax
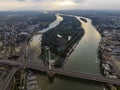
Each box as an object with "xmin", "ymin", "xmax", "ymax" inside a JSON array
[{"xmin": 0, "ymin": 0, "xmax": 120, "ymax": 11}]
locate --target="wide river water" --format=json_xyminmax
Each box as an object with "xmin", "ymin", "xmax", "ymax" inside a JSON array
[{"xmin": 30, "ymin": 14, "xmax": 104, "ymax": 90}]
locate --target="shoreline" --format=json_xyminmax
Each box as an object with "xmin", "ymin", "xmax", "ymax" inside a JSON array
[
  {"xmin": 98, "ymin": 37, "xmax": 118, "ymax": 90},
  {"xmin": 62, "ymin": 38, "xmax": 81, "ymax": 68},
  {"xmin": 62, "ymin": 16, "xmax": 85, "ymax": 68},
  {"xmin": 89, "ymin": 16, "xmax": 119, "ymax": 90},
  {"xmin": 40, "ymin": 14, "xmax": 84, "ymax": 68}
]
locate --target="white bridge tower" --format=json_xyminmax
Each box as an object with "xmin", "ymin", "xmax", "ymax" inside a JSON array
[{"xmin": 46, "ymin": 47, "xmax": 52, "ymax": 70}]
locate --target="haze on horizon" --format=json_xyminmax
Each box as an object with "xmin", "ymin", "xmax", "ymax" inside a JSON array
[{"xmin": 0, "ymin": 0, "xmax": 120, "ymax": 11}]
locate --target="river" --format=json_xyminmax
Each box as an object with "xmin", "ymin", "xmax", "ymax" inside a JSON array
[{"xmin": 29, "ymin": 14, "xmax": 104, "ymax": 90}]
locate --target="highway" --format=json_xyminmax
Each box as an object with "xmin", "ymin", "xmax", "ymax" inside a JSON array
[
  {"xmin": 0, "ymin": 29, "xmax": 40, "ymax": 90},
  {"xmin": 0, "ymin": 67, "xmax": 19, "ymax": 90}
]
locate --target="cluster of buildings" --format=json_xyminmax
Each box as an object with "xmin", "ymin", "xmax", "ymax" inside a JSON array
[
  {"xmin": 26, "ymin": 70, "xmax": 41, "ymax": 90},
  {"xmin": 0, "ymin": 13, "xmax": 55, "ymax": 57},
  {"xmin": 0, "ymin": 15, "xmax": 49, "ymax": 90},
  {"xmin": 89, "ymin": 14, "xmax": 120, "ymax": 82},
  {"xmin": 0, "ymin": 16, "xmax": 47, "ymax": 58},
  {"xmin": 89, "ymin": 15, "xmax": 120, "ymax": 33},
  {"xmin": 0, "ymin": 20, "xmax": 31, "ymax": 58},
  {"xmin": 0, "ymin": 12, "xmax": 56, "ymax": 90},
  {"xmin": 99, "ymin": 29, "xmax": 120, "ymax": 79},
  {"xmin": 98, "ymin": 28, "xmax": 120, "ymax": 90}
]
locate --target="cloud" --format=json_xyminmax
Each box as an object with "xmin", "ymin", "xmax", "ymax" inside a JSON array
[
  {"xmin": 17, "ymin": 0, "xmax": 26, "ymax": 1},
  {"xmin": 31, "ymin": 0, "xmax": 44, "ymax": 2},
  {"xmin": 74, "ymin": 0, "xmax": 86, "ymax": 3},
  {"xmin": 0, "ymin": 0, "xmax": 120, "ymax": 11},
  {"xmin": 17, "ymin": 0, "xmax": 86, "ymax": 3}
]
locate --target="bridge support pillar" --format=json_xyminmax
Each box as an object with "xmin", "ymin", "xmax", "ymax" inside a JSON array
[
  {"xmin": 47, "ymin": 71, "xmax": 55, "ymax": 78},
  {"xmin": 47, "ymin": 71, "xmax": 55, "ymax": 83}
]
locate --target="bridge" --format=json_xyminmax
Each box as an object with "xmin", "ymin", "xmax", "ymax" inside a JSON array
[{"xmin": 0, "ymin": 60, "xmax": 120, "ymax": 87}]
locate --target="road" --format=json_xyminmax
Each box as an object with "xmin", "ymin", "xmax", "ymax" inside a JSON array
[{"xmin": 0, "ymin": 67, "xmax": 19, "ymax": 90}]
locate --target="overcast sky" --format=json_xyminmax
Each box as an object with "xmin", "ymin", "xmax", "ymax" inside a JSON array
[{"xmin": 0, "ymin": 0, "xmax": 120, "ymax": 11}]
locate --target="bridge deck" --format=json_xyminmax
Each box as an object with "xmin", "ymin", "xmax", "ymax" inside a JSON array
[
  {"xmin": 53, "ymin": 68, "xmax": 120, "ymax": 85},
  {"xmin": 0, "ymin": 60, "xmax": 120, "ymax": 86}
]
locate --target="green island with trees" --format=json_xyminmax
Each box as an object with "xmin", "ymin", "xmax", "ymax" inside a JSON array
[{"xmin": 41, "ymin": 15, "xmax": 84, "ymax": 68}]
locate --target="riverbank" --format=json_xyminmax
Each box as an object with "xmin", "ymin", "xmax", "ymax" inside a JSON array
[
  {"xmin": 98, "ymin": 33, "xmax": 120, "ymax": 90},
  {"xmin": 87, "ymin": 13, "xmax": 120, "ymax": 90},
  {"xmin": 62, "ymin": 17, "xmax": 86, "ymax": 68},
  {"xmin": 63, "ymin": 33, "xmax": 84, "ymax": 68}
]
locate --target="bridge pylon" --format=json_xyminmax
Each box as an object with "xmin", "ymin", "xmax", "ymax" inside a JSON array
[{"xmin": 46, "ymin": 46, "xmax": 52, "ymax": 71}]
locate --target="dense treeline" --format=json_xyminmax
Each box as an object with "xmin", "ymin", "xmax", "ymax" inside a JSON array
[
  {"xmin": 31, "ymin": 13, "xmax": 56, "ymax": 25},
  {"xmin": 41, "ymin": 15, "xmax": 84, "ymax": 67},
  {"xmin": 80, "ymin": 18, "xmax": 87, "ymax": 23}
]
